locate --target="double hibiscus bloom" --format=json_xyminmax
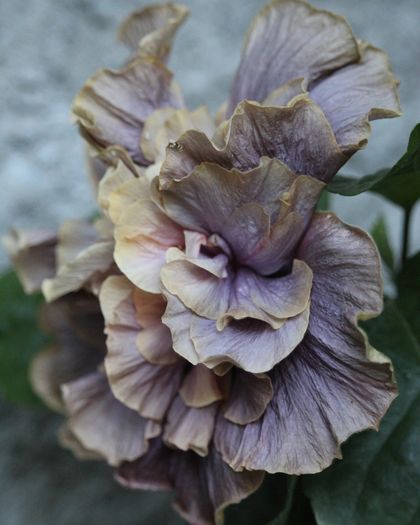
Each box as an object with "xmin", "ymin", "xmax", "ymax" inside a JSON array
[{"xmin": 6, "ymin": 1, "xmax": 401, "ymax": 524}]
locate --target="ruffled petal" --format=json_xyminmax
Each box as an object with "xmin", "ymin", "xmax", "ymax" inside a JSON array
[
  {"xmin": 160, "ymin": 98, "xmax": 346, "ymax": 184},
  {"xmin": 157, "ymin": 157, "xmax": 324, "ymax": 274},
  {"xmin": 42, "ymin": 239, "xmax": 114, "ymax": 302},
  {"xmin": 227, "ymin": 0, "xmax": 359, "ymax": 114},
  {"xmin": 311, "ymin": 43, "xmax": 401, "ymax": 154},
  {"xmin": 158, "ymin": 157, "xmax": 296, "ymax": 233},
  {"xmin": 62, "ymin": 371, "xmax": 158, "ymax": 466},
  {"xmin": 162, "ymin": 258, "xmax": 312, "ymax": 330},
  {"xmin": 214, "ymin": 213, "xmax": 397, "ymax": 474},
  {"xmin": 72, "ymin": 59, "xmax": 183, "ymax": 165},
  {"xmin": 190, "ymin": 305, "xmax": 310, "ymax": 374},
  {"xmin": 30, "ymin": 292, "xmax": 106, "ymax": 411},
  {"xmin": 163, "ymin": 395, "xmax": 218, "ymax": 456},
  {"xmin": 100, "ymin": 276, "xmax": 184, "ymax": 420},
  {"xmin": 98, "ymin": 161, "xmax": 145, "ymax": 221},
  {"xmin": 117, "ymin": 439, "xmax": 264, "ymax": 525},
  {"xmin": 118, "ymin": 3, "xmax": 189, "ymax": 62},
  {"xmin": 3, "ymin": 229, "xmax": 56, "ymax": 294},
  {"xmin": 161, "ymin": 292, "xmax": 199, "ymax": 364}
]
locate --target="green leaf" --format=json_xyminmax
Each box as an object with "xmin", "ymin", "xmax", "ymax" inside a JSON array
[
  {"xmin": 267, "ymin": 477, "xmax": 315, "ymax": 525},
  {"xmin": 226, "ymin": 474, "xmax": 289, "ymax": 525},
  {"xmin": 0, "ymin": 270, "xmax": 47, "ymax": 405},
  {"xmin": 371, "ymin": 216, "xmax": 395, "ymax": 273},
  {"xmin": 328, "ymin": 124, "xmax": 420, "ymax": 210},
  {"xmin": 316, "ymin": 190, "xmax": 330, "ymax": 212},
  {"xmin": 396, "ymin": 251, "xmax": 420, "ymax": 342},
  {"xmin": 304, "ymin": 303, "xmax": 420, "ymax": 525}
]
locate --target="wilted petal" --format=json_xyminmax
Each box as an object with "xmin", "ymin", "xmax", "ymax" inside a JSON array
[
  {"xmin": 227, "ymin": 0, "xmax": 359, "ymax": 114},
  {"xmin": 100, "ymin": 276, "xmax": 183, "ymax": 420},
  {"xmin": 142, "ymin": 106, "xmax": 215, "ymax": 162},
  {"xmin": 163, "ymin": 395, "xmax": 218, "ymax": 456},
  {"xmin": 311, "ymin": 43, "xmax": 401, "ymax": 154},
  {"xmin": 72, "ymin": 59, "xmax": 183, "ymax": 165},
  {"xmin": 58, "ymin": 423, "xmax": 103, "ymax": 461},
  {"xmin": 214, "ymin": 213, "xmax": 397, "ymax": 474},
  {"xmin": 114, "ymin": 199, "xmax": 183, "ymax": 293},
  {"xmin": 190, "ymin": 305, "xmax": 310, "ymax": 373},
  {"xmin": 160, "ymin": 98, "xmax": 346, "ymax": 184},
  {"xmin": 30, "ymin": 292, "xmax": 106, "ymax": 411},
  {"xmin": 118, "ymin": 3, "xmax": 189, "ymax": 61},
  {"xmin": 224, "ymin": 370, "xmax": 273, "ymax": 425},
  {"xmin": 3, "ymin": 229, "xmax": 56, "ymax": 294},
  {"xmin": 55, "ymin": 220, "xmax": 99, "ymax": 271},
  {"xmin": 179, "ymin": 364, "xmax": 226, "ymax": 408},
  {"xmin": 117, "ymin": 439, "xmax": 264, "ymax": 525},
  {"xmin": 42, "ymin": 239, "xmax": 114, "ymax": 302},
  {"xmin": 62, "ymin": 371, "xmax": 157, "ymax": 466}
]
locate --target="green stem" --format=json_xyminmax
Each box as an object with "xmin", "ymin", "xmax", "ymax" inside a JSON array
[{"xmin": 401, "ymin": 205, "xmax": 413, "ymax": 267}]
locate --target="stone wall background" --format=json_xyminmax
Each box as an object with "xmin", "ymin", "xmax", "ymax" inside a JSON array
[{"xmin": 0, "ymin": 1, "xmax": 419, "ymax": 524}]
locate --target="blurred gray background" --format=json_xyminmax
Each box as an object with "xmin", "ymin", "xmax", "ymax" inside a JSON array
[{"xmin": 0, "ymin": 0, "xmax": 419, "ymax": 524}]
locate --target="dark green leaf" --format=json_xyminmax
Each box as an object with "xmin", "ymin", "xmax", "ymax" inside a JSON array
[
  {"xmin": 0, "ymin": 270, "xmax": 47, "ymax": 405},
  {"xmin": 226, "ymin": 474, "xmax": 289, "ymax": 525},
  {"xmin": 304, "ymin": 303, "xmax": 420, "ymax": 525},
  {"xmin": 267, "ymin": 477, "xmax": 315, "ymax": 525},
  {"xmin": 316, "ymin": 190, "xmax": 330, "ymax": 212},
  {"xmin": 328, "ymin": 124, "xmax": 420, "ymax": 210},
  {"xmin": 396, "ymin": 251, "xmax": 420, "ymax": 342},
  {"xmin": 371, "ymin": 216, "xmax": 395, "ymax": 273}
]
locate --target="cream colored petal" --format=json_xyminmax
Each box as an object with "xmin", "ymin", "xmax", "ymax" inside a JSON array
[
  {"xmin": 99, "ymin": 275, "xmax": 138, "ymax": 329},
  {"xmin": 114, "ymin": 199, "xmax": 183, "ymax": 293},
  {"xmin": 142, "ymin": 106, "xmax": 215, "ymax": 162},
  {"xmin": 163, "ymin": 396, "xmax": 218, "ymax": 456},
  {"xmin": 179, "ymin": 364, "xmax": 226, "ymax": 408},
  {"xmin": 136, "ymin": 323, "xmax": 177, "ymax": 365},
  {"xmin": 98, "ymin": 160, "xmax": 141, "ymax": 219}
]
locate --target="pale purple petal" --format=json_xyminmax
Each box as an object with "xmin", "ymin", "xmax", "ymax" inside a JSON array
[
  {"xmin": 160, "ymin": 98, "xmax": 346, "ymax": 184},
  {"xmin": 72, "ymin": 59, "xmax": 183, "ymax": 165},
  {"xmin": 223, "ymin": 370, "xmax": 273, "ymax": 425},
  {"xmin": 62, "ymin": 371, "xmax": 157, "ymax": 466},
  {"xmin": 214, "ymin": 213, "xmax": 397, "ymax": 474},
  {"xmin": 311, "ymin": 43, "xmax": 401, "ymax": 154},
  {"xmin": 227, "ymin": 0, "xmax": 359, "ymax": 114}
]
